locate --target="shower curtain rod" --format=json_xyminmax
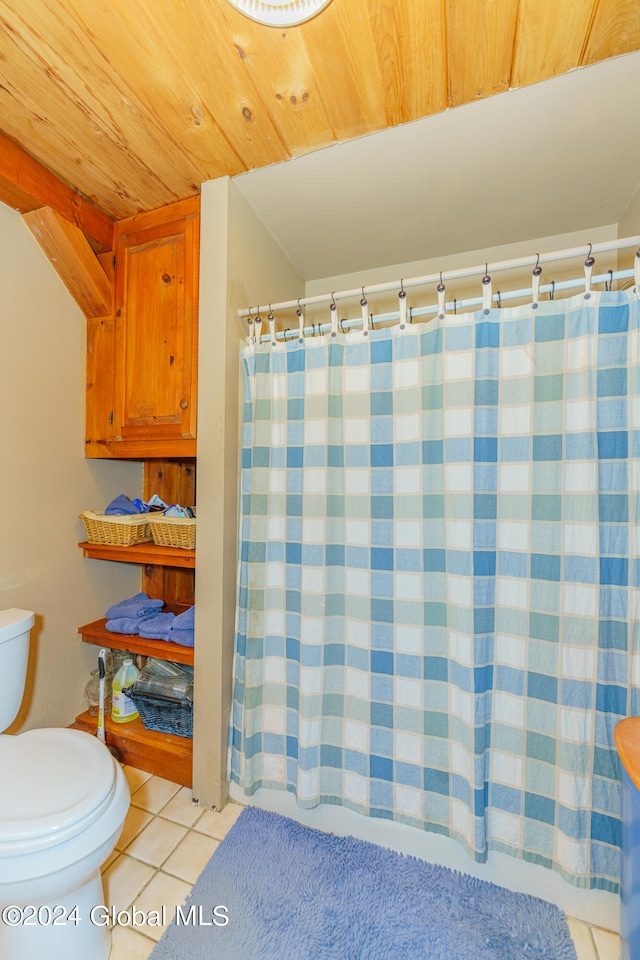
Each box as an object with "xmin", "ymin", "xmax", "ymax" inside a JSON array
[{"xmin": 238, "ymin": 234, "xmax": 640, "ymax": 320}]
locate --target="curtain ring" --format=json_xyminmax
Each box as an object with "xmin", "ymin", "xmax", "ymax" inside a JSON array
[
  {"xmin": 399, "ymin": 278, "xmax": 406, "ymax": 300},
  {"xmin": 330, "ymin": 292, "xmax": 337, "ymax": 311},
  {"xmin": 360, "ymin": 285, "xmax": 367, "ymax": 306},
  {"xmin": 296, "ymin": 298, "xmax": 303, "ymax": 316},
  {"xmin": 482, "ymin": 263, "xmax": 491, "ymax": 284},
  {"xmin": 533, "ymin": 253, "xmax": 542, "ymax": 277},
  {"xmin": 248, "ymin": 306, "xmax": 254, "ymax": 324},
  {"xmin": 268, "ymin": 303, "xmax": 274, "ymax": 321}
]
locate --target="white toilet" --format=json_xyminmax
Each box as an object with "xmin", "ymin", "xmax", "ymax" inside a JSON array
[{"xmin": 0, "ymin": 609, "xmax": 130, "ymax": 960}]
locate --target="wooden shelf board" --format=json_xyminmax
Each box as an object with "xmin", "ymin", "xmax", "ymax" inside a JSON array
[
  {"xmin": 79, "ymin": 541, "xmax": 195, "ymax": 568},
  {"xmin": 78, "ymin": 618, "xmax": 194, "ymax": 666},
  {"xmin": 72, "ymin": 709, "xmax": 192, "ymax": 788}
]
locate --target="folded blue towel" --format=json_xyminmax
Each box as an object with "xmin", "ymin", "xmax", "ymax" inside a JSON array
[
  {"xmin": 104, "ymin": 494, "xmax": 143, "ymax": 516},
  {"xmin": 105, "ymin": 617, "xmax": 145, "ymax": 635},
  {"xmin": 172, "ymin": 606, "xmax": 194, "ymax": 630},
  {"xmin": 169, "ymin": 628, "xmax": 194, "ymax": 648},
  {"xmin": 138, "ymin": 612, "xmax": 176, "ymax": 640},
  {"xmin": 105, "ymin": 592, "xmax": 164, "ymax": 620}
]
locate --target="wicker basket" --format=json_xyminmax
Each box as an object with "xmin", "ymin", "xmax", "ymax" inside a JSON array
[
  {"xmin": 80, "ymin": 511, "xmax": 152, "ymax": 546},
  {"xmin": 148, "ymin": 514, "xmax": 196, "ymax": 550},
  {"xmin": 123, "ymin": 687, "xmax": 193, "ymax": 738}
]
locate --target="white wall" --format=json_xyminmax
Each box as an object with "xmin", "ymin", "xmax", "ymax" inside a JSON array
[
  {"xmin": 0, "ymin": 202, "xmax": 141, "ymax": 732},
  {"xmin": 194, "ymin": 177, "xmax": 304, "ymax": 807}
]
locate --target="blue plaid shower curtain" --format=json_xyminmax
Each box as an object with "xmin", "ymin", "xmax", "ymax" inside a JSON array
[{"xmin": 230, "ymin": 290, "xmax": 640, "ymax": 892}]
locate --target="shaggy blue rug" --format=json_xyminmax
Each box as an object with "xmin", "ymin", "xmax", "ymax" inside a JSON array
[{"xmin": 150, "ymin": 806, "xmax": 576, "ymax": 959}]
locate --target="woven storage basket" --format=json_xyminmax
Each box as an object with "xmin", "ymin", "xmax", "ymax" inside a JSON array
[
  {"xmin": 80, "ymin": 511, "xmax": 152, "ymax": 547},
  {"xmin": 122, "ymin": 687, "xmax": 193, "ymax": 738},
  {"xmin": 149, "ymin": 514, "xmax": 196, "ymax": 550}
]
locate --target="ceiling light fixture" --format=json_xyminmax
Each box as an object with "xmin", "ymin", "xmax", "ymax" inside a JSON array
[{"xmin": 225, "ymin": 0, "xmax": 333, "ymax": 27}]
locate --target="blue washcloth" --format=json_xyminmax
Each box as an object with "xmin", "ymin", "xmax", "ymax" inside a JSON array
[
  {"xmin": 104, "ymin": 494, "xmax": 143, "ymax": 516},
  {"xmin": 168, "ymin": 629, "xmax": 194, "ymax": 648},
  {"xmin": 105, "ymin": 617, "xmax": 146, "ymax": 635},
  {"xmin": 172, "ymin": 606, "xmax": 194, "ymax": 630},
  {"xmin": 105, "ymin": 592, "xmax": 164, "ymax": 620},
  {"xmin": 138, "ymin": 612, "xmax": 176, "ymax": 640}
]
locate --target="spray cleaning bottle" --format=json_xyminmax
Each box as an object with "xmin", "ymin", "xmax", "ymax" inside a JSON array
[{"xmin": 111, "ymin": 657, "xmax": 140, "ymax": 723}]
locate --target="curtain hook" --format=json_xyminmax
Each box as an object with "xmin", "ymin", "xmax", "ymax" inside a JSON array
[
  {"xmin": 283, "ymin": 328, "xmax": 291, "ymax": 341},
  {"xmin": 398, "ymin": 279, "xmax": 407, "ymax": 328},
  {"xmin": 360, "ymin": 286, "xmax": 367, "ymax": 306},
  {"xmin": 340, "ymin": 318, "xmax": 347, "ymax": 334},
  {"xmin": 268, "ymin": 303, "xmax": 274, "ymax": 321},
  {"xmin": 296, "ymin": 298, "xmax": 303, "ymax": 316},
  {"xmin": 607, "ymin": 269, "xmax": 613, "ymax": 292},
  {"xmin": 482, "ymin": 263, "xmax": 492, "ymax": 314},
  {"xmin": 496, "ymin": 290, "xmax": 502, "ymax": 308},
  {"xmin": 437, "ymin": 271, "xmax": 446, "ymax": 319},
  {"xmin": 331, "ymin": 292, "xmax": 337, "ymax": 311},
  {"xmin": 409, "ymin": 306, "xmax": 414, "ymax": 323},
  {"xmin": 532, "ymin": 255, "xmax": 542, "ymax": 310},
  {"xmin": 585, "ymin": 242, "xmax": 595, "ymax": 267},
  {"xmin": 549, "ymin": 280, "xmax": 555, "ymax": 301},
  {"xmin": 584, "ymin": 245, "xmax": 595, "ymax": 299},
  {"xmin": 453, "ymin": 298, "xmax": 457, "ymax": 315}
]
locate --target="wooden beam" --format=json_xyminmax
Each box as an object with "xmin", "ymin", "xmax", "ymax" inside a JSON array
[
  {"xmin": 0, "ymin": 130, "xmax": 114, "ymax": 250},
  {"xmin": 23, "ymin": 207, "xmax": 112, "ymax": 318}
]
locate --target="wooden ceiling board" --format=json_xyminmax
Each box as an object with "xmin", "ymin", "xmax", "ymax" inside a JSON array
[
  {"xmin": 365, "ymin": 0, "xmax": 448, "ymax": 127},
  {"xmin": 58, "ymin": 0, "xmax": 247, "ymax": 202},
  {"xmin": 0, "ymin": 0, "xmax": 639, "ymax": 224},
  {"xmin": 511, "ymin": 0, "xmax": 597, "ymax": 89},
  {"xmin": 299, "ymin": 0, "xmax": 391, "ymax": 141},
  {"xmin": 210, "ymin": 2, "xmax": 335, "ymax": 158},
  {"xmin": 0, "ymin": 1, "xmax": 190, "ymax": 215},
  {"xmin": 131, "ymin": 0, "xmax": 291, "ymax": 173},
  {"xmin": 582, "ymin": 0, "xmax": 640, "ymax": 65},
  {"xmin": 445, "ymin": 0, "xmax": 520, "ymax": 106}
]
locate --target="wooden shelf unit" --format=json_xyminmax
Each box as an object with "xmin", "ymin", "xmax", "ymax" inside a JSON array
[{"xmin": 76, "ymin": 457, "xmax": 196, "ymax": 788}]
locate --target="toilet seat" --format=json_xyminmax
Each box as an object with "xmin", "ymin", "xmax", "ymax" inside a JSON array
[{"xmin": 0, "ymin": 729, "xmax": 117, "ymax": 856}]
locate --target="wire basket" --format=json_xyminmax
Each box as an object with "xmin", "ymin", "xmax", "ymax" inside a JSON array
[
  {"xmin": 148, "ymin": 515, "xmax": 196, "ymax": 550},
  {"xmin": 122, "ymin": 687, "xmax": 193, "ymax": 738},
  {"xmin": 80, "ymin": 511, "xmax": 152, "ymax": 546}
]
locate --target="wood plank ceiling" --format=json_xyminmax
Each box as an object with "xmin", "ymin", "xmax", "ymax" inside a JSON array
[{"xmin": 0, "ymin": 0, "xmax": 638, "ymax": 222}]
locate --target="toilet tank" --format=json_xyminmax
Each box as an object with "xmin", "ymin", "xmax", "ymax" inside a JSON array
[{"xmin": 0, "ymin": 609, "xmax": 35, "ymax": 732}]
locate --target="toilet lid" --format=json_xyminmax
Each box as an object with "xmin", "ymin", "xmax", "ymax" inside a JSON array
[{"xmin": 0, "ymin": 728, "xmax": 117, "ymax": 855}]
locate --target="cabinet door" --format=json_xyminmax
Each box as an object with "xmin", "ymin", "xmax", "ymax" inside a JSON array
[{"xmin": 112, "ymin": 198, "xmax": 199, "ymax": 445}]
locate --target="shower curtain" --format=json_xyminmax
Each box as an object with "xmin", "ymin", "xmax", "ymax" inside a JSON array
[{"xmin": 229, "ymin": 289, "xmax": 640, "ymax": 892}]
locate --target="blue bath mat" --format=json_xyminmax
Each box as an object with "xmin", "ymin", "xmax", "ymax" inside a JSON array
[{"xmin": 150, "ymin": 806, "xmax": 576, "ymax": 959}]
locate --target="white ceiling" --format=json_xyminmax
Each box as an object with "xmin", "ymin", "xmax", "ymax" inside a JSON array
[{"xmin": 233, "ymin": 51, "xmax": 640, "ymax": 282}]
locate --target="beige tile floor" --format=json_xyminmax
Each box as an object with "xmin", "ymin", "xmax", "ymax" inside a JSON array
[{"xmin": 106, "ymin": 767, "xmax": 622, "ymax": 960}]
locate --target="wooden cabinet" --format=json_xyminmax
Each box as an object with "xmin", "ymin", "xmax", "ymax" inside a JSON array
[{"xmin": 86, "ymin": 197, "xmax": 199, "ymax": 458}]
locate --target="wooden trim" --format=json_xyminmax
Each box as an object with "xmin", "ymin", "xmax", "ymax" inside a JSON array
[
  {"xmin": 84, "ymin": 439, "xmax": 197, "ymax": 458},
  {"xmin": 23, "ymin": 207, "xmax": 112, "ymax": 318},
  {"xmin": 79, "ymin": 541, "xmax": 195, "ymax": 568},
  {"xmin": 0, "ymin": 130, "xmax": 114, "ymax": 251}
]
